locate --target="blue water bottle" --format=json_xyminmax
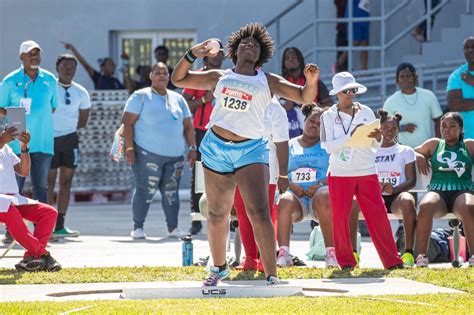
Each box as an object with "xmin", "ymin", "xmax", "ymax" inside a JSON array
[{"xmin": 182, "ymin": 235, "xmax": 193, "ymax": 266}]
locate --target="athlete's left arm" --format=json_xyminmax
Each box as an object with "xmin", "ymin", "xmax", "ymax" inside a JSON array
[{"xmin": 266, "ymin": 64, "xmax": 319, "ymax": 104}]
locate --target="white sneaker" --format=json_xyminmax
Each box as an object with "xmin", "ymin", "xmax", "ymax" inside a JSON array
[
  {"xmin": 167, "ymin": 228, "xmax": 187, "ymax": 238},
  {"xmin": 416, "ymin": 254, "xmax": 429, "ymax": 268},
  {"xmin": 131, "ymin": 228, "xmax": 146, "ymax": 239},
  {"xmin": 276, "ymin": 247, "xmax": 293, "ymax": 267},
  {"xmin": 324, "ymin": 247, "xmax": 338, "ymax": 268},
  {"xmin": 469, "ymin": 255, "xmax": 474, "ymax": 267}
]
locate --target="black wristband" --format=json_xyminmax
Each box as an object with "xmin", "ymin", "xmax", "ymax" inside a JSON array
[
  {"xmin": 21, "ymin": 147, "xmax": 29, "ymax": 153},
  {"xmin": 184, "ymin": 49, "xmax": 197, "ymax": 63}
]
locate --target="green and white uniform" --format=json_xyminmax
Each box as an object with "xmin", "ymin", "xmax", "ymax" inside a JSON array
[{"xmin": 429, "ymin": 139, "xmax": 472, "ymax": 191}]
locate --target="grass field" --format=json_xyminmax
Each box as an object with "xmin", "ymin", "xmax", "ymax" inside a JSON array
[{"xmin": 0, "ymin": 267, "xmax": 473, "ymax": 314}]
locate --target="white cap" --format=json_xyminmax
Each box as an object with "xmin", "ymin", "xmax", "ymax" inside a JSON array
[
  {"xmin": 329, "ymin": 72, "xmax": 367, "ymax": 96},
  {"xmin": 19, "ymin": 40, "xmax": 42, "ymax": 56}
]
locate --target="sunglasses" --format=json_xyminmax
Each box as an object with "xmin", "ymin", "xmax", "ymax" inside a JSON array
[
  {"xmin": 342, "ymin": 88, "xmax": 358, "ymax": 95},
  {"xmin": 65, "ymin": 91, "xmax": 71, "ymax": 105}
]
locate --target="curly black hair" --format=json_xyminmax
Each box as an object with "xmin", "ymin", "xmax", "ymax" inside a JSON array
[
  {"xmin": 378, "ymin": 109, "xmax": 402, "ymax": 129},
  {"xmin": 301, "ymin": 103, "xmax": 325, "ymax": 120},
  {"xmin": 226, "ymin": 22, "xmax": 274, "ymax": 67}
]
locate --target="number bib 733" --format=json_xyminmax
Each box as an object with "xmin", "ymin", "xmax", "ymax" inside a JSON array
[
  {"xmin": 220, "ymin": 88, "xmax": 252, "ymax": 112},
  {"xmin": 291, "ymin": 167, "xmax": 317, "ymax": 184},
  {"xmin": 378, "ymin": 171, "xmax": 401, "ymax": 186}
]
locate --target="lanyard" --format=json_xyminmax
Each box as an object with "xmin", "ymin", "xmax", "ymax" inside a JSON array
[
  {"xmin": 337, "ymin": 106, "xmax": 355, "ymax": 135},
  {"xmin": 23, "ymin": 78, "xmax": 35, "ymax": 98}
]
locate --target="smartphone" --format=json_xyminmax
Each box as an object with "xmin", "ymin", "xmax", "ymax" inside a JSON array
[{"xmin": 6, "ymin": 107, "xmax": 26, "ymax": 135}]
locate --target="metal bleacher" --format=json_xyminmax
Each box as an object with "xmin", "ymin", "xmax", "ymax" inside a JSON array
[{"xmin": 23, "ymin": 90, "xmax": 132, "ymax": 200}]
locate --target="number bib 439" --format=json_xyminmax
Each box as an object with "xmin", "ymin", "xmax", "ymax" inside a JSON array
[
  {"xmin": 291, "ymin": 168, "xmax": 317, "ymax": 184},
  {"xmin": 221, "ymin": 88, "xmax": 252, "ymax": 112},
  {"xmin": 378, "ymin": 171, "xmax": 401, "ymax": 186}
]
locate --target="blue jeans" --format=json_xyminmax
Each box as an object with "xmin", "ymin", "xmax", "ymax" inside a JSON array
[
  {"xmin": 16, "ymin": 153, "xmax": 53, "ymax": 203},
  {"xmin": 131, "ymin": 144, "xmax": 184, "ymax": 232}
]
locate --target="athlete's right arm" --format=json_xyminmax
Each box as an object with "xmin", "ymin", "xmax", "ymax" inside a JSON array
[
  {"xmin": 414, "ymin": 138, "xmax": 438, "ymax": 175},
  {"xmin": 171, "ymin": 40, "xmax": 223, "ymax": 91}
]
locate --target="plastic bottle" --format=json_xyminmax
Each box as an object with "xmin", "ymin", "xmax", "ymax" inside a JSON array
[{"xmin": 182, "ymin": 235, "xmax": 193, "ymax": 266}]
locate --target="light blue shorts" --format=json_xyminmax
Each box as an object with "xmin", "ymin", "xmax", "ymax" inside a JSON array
[{"xmin": 199, "ymin": 129, "xmax": 269, "ymax": 174}]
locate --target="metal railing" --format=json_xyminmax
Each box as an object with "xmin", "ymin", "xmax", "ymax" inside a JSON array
[
  {"xmin": 267, "ymin": 0, "xmax": 471, "ymax": 100},
  {"xmin": 318, "ymin": 59, "xmax": 464, "ymax": 110}
]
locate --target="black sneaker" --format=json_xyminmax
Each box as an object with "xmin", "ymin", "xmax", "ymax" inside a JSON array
[
  {"xmin": 2, "ymin": 230, "xmax": 13, "ymax": 244},
  {"xmin": 388, "ymin": 263, "xmax": 404, "ymax": 270},
  {"xmin": 26, "ymin": 253, "xmax": 62, "ymax": 272},
  {"xmin": 189, "ymin": 221, "xmax": 202, "ymax": 235},
  {"xmin": 14, "ymin": 256, "xmax": 34, "ymax": 272},
  {"xmin": 341, "ymin": 265, "xmax": 354, "ymax": 271}
]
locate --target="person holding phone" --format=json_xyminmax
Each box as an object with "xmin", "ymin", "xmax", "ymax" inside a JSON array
[
  {"xmin": 0, "ymin": 40, "xmax": 58, "ymax": 244},
  {"xmin": 320, "ymin": 72, "xmax": 403, "ymax": 270},
  {"xmin": 0, "ymin": 118, "xmax": 61, "ymax": 272}
]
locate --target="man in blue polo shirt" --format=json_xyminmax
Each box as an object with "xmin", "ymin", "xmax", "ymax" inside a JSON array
[
  {"xmin": 0, "ymin": 40, "xmax": 58, "ymax": 243},
  {"xmin": 447, "ymin": 36, "xmax": 474, "ymax": 139}
]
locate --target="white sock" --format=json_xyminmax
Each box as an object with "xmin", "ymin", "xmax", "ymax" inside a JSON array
[{"xmin": 279, "ymin": 246, "xmax": 290, "ymax": 254}]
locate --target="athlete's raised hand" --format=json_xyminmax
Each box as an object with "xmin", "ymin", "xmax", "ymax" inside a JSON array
[
  {"xmin": 303, "ymin": 64, "xmax": 320, "ymax": 83},
  {"xmin": 190, "ymin": 40, "xmax": 220, "ymax": 59}
]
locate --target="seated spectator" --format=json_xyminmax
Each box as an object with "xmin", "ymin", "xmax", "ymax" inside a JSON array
[
  {"xmin": 0, "ymin": 121, "xmax": 61, "ymax": 272},
  {"xmin": 383, "ymin": 63, "xmax": 443, "ymax": 148},
  {"xmin": 281, "ymin": 47, "xmax": 333, "ymax": 108},
  {"xmin": 63, "ymin": 42, "xmax": 129, "ymax": 90},
  {"xmin": 447, "ymin": 36, "xmax": 474, "ymax": 140},
  {"xmin": 277, "ymin": 104, "xmax": 359, "ymax": 268},
  {"xmin": 375, "ymin": 110, "xmax": 417, "ymax": 267},
  {"xmin": 122, "ymin": 62, "xmax": 196, "ymax": 239},
  {"xmin": 414, "ymin": 112, "xmax": 474, "ymax": 267},
  {"xmin": 233, "ymin": 97, "xmax": 289, "ymax": 272}
]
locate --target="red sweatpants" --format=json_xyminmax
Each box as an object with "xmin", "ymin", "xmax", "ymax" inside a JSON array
[
  {"xmin": 328, "ymin": 174, "xmax": 402, "ymax": 269},
  {"xmin": 0, "ymin": 203, "xmax": 57, "ymax": 258},
  {"xmin": 233, "ymin": 184, "xmax": 277, "ymax": 260}
]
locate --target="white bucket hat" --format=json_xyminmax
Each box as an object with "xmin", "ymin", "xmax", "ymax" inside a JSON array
[
  {"xmin": 19, "ymin": 40, "xmax": 42, "ymax": 56},
  {"xmin": 329, "ymin": 72, "xmax": 367, "ymax": 96}
]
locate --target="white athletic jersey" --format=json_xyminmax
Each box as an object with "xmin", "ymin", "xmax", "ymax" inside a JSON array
[
  {"xmin": 264, "ymin": 97, "xmax": 290, "ymax": 184},
  {"xmin": 320, "ymin": 103, "xmax": 382, "ymax": 177},
  {"xmin": 209, "ymin": 68, "xmax": 272, "ymax": 139},
  {"xmin": 374, "ymin": 143, "xmax": 415, "ymax": 195}
]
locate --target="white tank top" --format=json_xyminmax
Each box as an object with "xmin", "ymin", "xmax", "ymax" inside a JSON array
[{"xmin": 209, "ymin": 68, "xmax": 272, "ymax": 139}]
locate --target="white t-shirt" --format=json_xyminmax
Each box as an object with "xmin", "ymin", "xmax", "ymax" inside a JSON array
[
  {"xmin": 0, "ymin": 144, "xmax": 20, "ymax": 194},
  {"xmin": 264, "ymin": 97, "xmax": 290, "ymax": 184},
  {"xmin": 383, "ymin": 87, "xmax": 442, "ymax": 148},
  {"xmin": 320, "ymin": 103, "xmax": 382, "ymax": 177},
  {"xmin": 0, "ymin": 145, "xmax": 38, "ymax": 212},
  {"xmin": 209, "ymin": 69, "xmax": 272, "ymax": 139},
  {"xmin": 374, "ymin": 143, "xmax": 415, "ymax": 195},
  {"xmin": 53, "ymin": 81, "xmax": 91, "ymax": 137}
]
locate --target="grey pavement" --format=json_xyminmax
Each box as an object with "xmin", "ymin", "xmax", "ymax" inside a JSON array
[{"xmin": 0, "ymin": 198, "xmax": 454, "ymax": 269}]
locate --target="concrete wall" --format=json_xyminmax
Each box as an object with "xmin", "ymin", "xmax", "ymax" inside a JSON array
[
  {"xmin": 0, "ymin": 0, "xmax": 469, "ymax": 88},
  {"xmin": 0, "ymin": 0, "xmax": 292, "ymax": 89}
]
